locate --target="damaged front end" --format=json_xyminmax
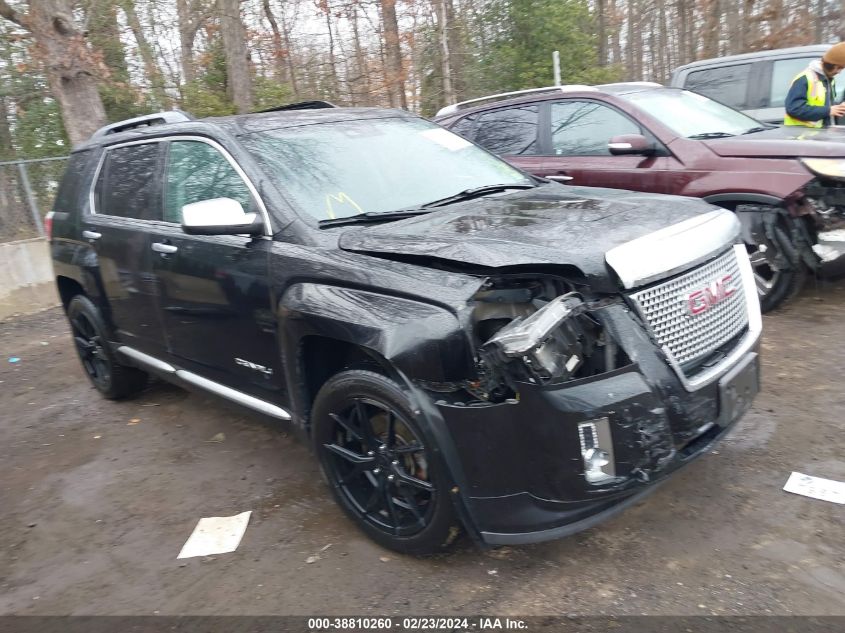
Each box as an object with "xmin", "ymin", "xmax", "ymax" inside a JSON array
[
  {"xmin": 794, "ymin": 163, "xmax": 845, "ymax": 271},
  {"xmin": 425, "ymin": 215, "xmax": 761, "ymax": 545}
]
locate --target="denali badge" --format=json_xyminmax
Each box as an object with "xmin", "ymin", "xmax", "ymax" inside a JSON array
[
  {"xmin": 235, "ymin": 358, "xmax": 274, "ymax": 376},
  {"xmin": 687, "ymin": 274, "xmax": 735, "ymax": 315}
]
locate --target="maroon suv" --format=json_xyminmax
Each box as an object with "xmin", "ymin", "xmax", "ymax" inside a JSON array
[{"xmin": 435, "ymin": 83, "xmax": 845, "ymax": 311}]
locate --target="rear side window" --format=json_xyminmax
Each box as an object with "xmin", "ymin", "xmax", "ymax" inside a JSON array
[
  {"xmin": 96, "ymin": 143, "xmax": 162, "ymax": 220},
  {"xmin": 685, "ymin": 64, "xmax": 751, "ymax": 109},
  {"xmin": 473, "ymin": 105, "xmax": 539, "ymax": 155},
  {"xmin": 549, "ymin": 101, "xmax": 640, "ymax": 156},
  {"xmin": 163, "ymin": 140, "xmax": 253, "ymax": 223},
  {"xmin": 53, "ymin": 150, "xmax": 92, "ymax": 214},
  {"xmin": 449, "ymin": 114, "xmax": 479, "ymax": 140},
  {"xmin": 770, "ymin": 57, "xmax": 817, "ymax": 107}
]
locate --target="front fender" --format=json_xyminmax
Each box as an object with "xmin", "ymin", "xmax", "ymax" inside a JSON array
[{"xmin": 279, "ymin": 282, "xmax": 475, "ymax": 383}]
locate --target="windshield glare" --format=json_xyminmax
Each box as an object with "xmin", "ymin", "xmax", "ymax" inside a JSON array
[
  {"xmin": 620, "ymin": 89, "xmax": 763, "ymax": 138},
  {"xmin": 242, "ymin": 117, "xmax": 531, "ymax": 221}
]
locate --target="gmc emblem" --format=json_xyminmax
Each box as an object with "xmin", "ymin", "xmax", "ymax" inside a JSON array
[{"xmin": 687, "ymin": 275, "xmax": 735, "ymax": 315}]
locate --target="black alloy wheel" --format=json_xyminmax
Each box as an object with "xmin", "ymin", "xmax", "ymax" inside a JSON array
[
  {"xmin": 66, "ymin": 295, "xmax": 148, "ymax": 399},
  {"xmin": 70, "ymin": 309, "xmax": 111, "ymax": 390},
  {"xmin": 312, "ymin": 370, "xmax": 460, "ymax": 554}
]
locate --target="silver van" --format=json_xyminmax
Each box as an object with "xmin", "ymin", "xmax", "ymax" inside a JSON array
[{"xmin": 670, "ymin": 45, "xmax": 829, "ymax": 124}]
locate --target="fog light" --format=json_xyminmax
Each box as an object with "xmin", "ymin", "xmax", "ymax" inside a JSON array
[{"xmin": 578, "ymin": 419, "xmax": 616, "ymax": 484}]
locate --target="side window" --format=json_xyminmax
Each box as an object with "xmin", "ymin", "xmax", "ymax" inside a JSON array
[
  {"xmin": 770, "ymin": 58, "xmax": 817, "ymax": 108},
  {"xmin": 97, "ymin": 143, "xmax": 162, "ymax": 220},
  {"xmin": 54, "ymin": 150, "xmax": 92, "ymax": 214},
  {"xmin": 164, "ymin": 140, "xmax": 254, "ymax": 223},
  {"xmin": 550, "ymin": 101, "xmax": 640, "ymax": 156},
  {"xmin": 685, "ymin": 64, "xmax": 751, "ymax": 109},
  {"xmin": 473, "ymin": 105, "xmax": 539, "ymax": 155},
  {"xmin": 449, "ymin": 114, "xmax": 479, "ymax": 140}
]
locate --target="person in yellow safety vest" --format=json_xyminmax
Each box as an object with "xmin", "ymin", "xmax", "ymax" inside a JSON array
[{"xmin": 785, "ymin": 42, "xmax": 845, "ymax": 127}]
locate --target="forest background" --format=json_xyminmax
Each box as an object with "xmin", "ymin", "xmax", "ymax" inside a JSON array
[{"xmin": 1, "ymin": 0, "xmax": 844, "ymax": 159}]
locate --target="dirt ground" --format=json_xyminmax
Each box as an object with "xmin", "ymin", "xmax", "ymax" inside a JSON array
[{"xmin": 1, "ymin": 282, "xmax": 843, "ymax": 617}]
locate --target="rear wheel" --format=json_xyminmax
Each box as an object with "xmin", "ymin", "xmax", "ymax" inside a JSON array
[
  {"xmin": 66, "ymin": 295, "xmax": 148, "ymax": 399},
  {"xmin": 311, "ymin": 370, "xmax": 461, "ymax": 555}
]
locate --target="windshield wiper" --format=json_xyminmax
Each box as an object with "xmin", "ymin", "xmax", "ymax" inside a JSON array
[
  {"xmin": 687, "ymin": 132, "xmax": 738, "ymax": 139},
  {"xmin": 318, "ymin": 209, "xmax": 432, "ymax": 228},
  {"xmin": 420, "ymin": 183, "xmax": 536, "ymax": 209},
  {"xmin": 742, "ymin": 126, "xmax": 770, "ymax": 134}
]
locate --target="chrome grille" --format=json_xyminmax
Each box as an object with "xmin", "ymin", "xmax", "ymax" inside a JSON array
[{"xmin": 629, "ymin": 248, "xmax": 748, "ymax": 368}]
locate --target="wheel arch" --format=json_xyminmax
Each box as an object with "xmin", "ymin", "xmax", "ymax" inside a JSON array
[{"xmin": 56, "ymin": 275, "xmax": 86, "ymax": 311}]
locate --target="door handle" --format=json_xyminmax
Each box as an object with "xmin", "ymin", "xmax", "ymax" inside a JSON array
[
  {"xmin": 151, "ymin": 242, "xmax": 178, "ymax": 254},
  {"xmin": 82, "ymin": 230, "xmax": 102, "ymax": 240},
  {"xmin": 547, "ymin": 175, "xmax": 574, "ymax": 182}
]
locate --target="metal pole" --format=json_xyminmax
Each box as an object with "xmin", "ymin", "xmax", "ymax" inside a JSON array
[
  {"xmin": 17, "ymin": 162, "xmax": 45, "ymax": 236},
  {"xmin": 553, "ymin": 50, "xmax": 561, "ymax": 86}
]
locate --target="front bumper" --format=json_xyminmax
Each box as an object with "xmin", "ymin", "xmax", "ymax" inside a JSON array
[{"xmin": 436, "ymin": 316, "xmax": 760, "ymax": 546}]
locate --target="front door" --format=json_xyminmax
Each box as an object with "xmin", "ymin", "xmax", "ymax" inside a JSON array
[
  {"xmin": 84, "ymin": 142, "xmax": 168, "ymax": 355},
  {"xmin": 151, "ymin": 138, "xmax": 282, "ymax": 400},
  {"xmin": 538, "ymin": 99, "xmax": 679, "ymax": 194}
]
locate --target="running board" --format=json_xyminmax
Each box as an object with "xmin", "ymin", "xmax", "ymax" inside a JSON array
[{"xmin": 116, "ymin": 346, "xmax": 291, "ymax": 420}]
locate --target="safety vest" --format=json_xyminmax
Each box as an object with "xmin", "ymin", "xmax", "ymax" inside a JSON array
[{"xmin": 784, "ymin": 70, "xmax": 830, "ymax": 128}]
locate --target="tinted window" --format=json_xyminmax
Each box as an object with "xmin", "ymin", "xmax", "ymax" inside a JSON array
[
  {"xmin": 449, "ymin": 114, "xmax": 478, "ymax": 140},
  {"xmin": 164, "ymin": 140, "xmax": 253, "ymax": 223},
  {"xmin": 685, "ymin": 64, "xmax": 751, "ymax": 108},
  {"xmin": 550, "ymin": 101, "xmax": 640, "ymax": 156},
  {"xmin": 54, "ymin": 151, "xmax": 91, "ymax": 214},
  {"xmin": 98, "ymin": 143, "xmax": 161, "ymax": 220},
  {"xmin": 473, "ymin": 106, "xmax": 539, "ymax": 155},
  {"xmin": 770, "ymin": 57, "xmax": 817, "ymax": 107}
]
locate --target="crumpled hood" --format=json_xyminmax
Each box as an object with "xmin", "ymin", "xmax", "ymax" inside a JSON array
[
  {"xmin": 338, "ymin": 185, "xmax": 719, "ymax": 292},
  {"xmin": 704, "ymin": 126, "xmax": 845, "ymax": 158}
]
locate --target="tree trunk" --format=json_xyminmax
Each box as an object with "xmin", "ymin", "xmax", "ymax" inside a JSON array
[
  {"xmin": 18, "ymin": 0, "xmax": 108, "ymax": 146},
  {"xmin": 702, "ymin": 0, "xmax": 721, "ymax": 59},
  {"xmin": 217, "ymin": 0, "xmax": 253, "ymax": 113},
  {"xmin": 379, "ymin": 0, "xmax": 406, "ymax": 108},
  {"xmin": 349, "ymin": 2, "xmax": 371, "ymax": 105},
  {"xmin": 608, "ymin": 0, "xmax": 621, "ymax": 65},
  {"xmin": 279, "ymin": 6, "xmax": 299, "ymax": 97},
  {"xmin": 322, "ymin": 0, "xmax": 340, "ymax": 97},
  {"xmin": 121, "ymin": 0, "xmax": 170, "ymax": 108},
  {"xmin": 262, "ymin": 0, "xmax": 288, "ymax": 83},
  {"xmin": 177, "ymin": 0, "xmax": 199, "ymax": 85},
  {"xmin": 597, "ymin": 0, "xmax": 606, "ymax": 66},
  {"xmin": 434, "ymin": 0, "xmax": 455, "ymax": 105}
]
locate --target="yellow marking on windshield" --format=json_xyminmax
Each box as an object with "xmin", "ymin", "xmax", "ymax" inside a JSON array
[{"xmin": 326, "ymin": 192, "xmax": 363, "ymax": 219}]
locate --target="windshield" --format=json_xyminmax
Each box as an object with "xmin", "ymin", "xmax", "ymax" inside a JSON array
[
  {"xmin": 619, "ymin": 89, "xmax": 764, "ymax": 138},
  {"xmin": 242, "ymin": 117, "xmax": 532, "ymax": 221}
]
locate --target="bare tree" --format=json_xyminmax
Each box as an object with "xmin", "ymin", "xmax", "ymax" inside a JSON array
[
  {"xmin": 379, "ymin": 0, "xmax": 407, "ymax": 108},
  {"xmin": 121, "ymin": 0, "xmax": 170, "ymax": 108},
  {"xmin": 217, "ymin": 0, "xmax": 253, "ymax": 112},
  {"xmin": 433, "ymin": 0, "xmax": 455, "ymax": 104},
  {"xmin": 0, "ymin": 0, "xmax": 107, "ymax": 145}
]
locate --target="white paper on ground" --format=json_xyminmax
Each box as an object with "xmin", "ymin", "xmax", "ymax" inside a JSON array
[
  {"xmin": 177, "ymin": 510, "xmax": 252, "ymax": 559},
  {"xmin": 783, "ymin": 472, "xmax": 845, "ymax": 505}
]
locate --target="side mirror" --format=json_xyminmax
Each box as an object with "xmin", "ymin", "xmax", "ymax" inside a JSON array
[
  {"xmin": 181, "ymin": 197, "xmax": 264, "ymax": 236},
  {"xmin": 608, "ymin": 134, "xmax": 656, "ymax": 156}
]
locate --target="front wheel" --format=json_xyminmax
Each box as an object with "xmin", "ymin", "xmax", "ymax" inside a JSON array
[
  {"xmin": 746, "ymin": 223, "xmax": 806, "ymax": 313},
  {"xmin": 311, "ymin": 370, "xmax": 461, "ymax": 555}
]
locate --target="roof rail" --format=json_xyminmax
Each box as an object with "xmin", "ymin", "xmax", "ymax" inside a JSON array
[
  {"xmin": 91, "ymin": 110, "xmax": 194, "ymax": 139},
  {"xmin": 255, "ymin": 100, "xmax": 338, "ymax": 113},
  {"xmin": 435, "ymin": 85, "xmax": 598, "ymax": 117}
]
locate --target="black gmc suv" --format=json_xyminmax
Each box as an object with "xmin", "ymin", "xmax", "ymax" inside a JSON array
[{"xmin": 48, "ymin": 105, "xmax": 762, "ymax": 554}]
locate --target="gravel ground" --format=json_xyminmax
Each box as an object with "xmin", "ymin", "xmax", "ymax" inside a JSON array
[{"xmin": 1, "ymin": 282, "xmax": 843, "ymax": 616}]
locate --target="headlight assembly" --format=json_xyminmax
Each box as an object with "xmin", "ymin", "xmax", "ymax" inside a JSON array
[
  {"xmin": 481, "ymin": 293, "xmax": 595, "ymax": 384},
  {"xmin": 800, "ymin": 158, "xmax": 845, "ymax": 181}
]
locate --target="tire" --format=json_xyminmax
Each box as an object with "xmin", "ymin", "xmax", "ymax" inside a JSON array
[
  {"xmin": 311, "ymin": 369, "xmax": 461, "ymax": 555},
  {"xmin": 747, "ymin": 224, "xmax": 806, "ymax": 313},
  {"xmin": 66, "ymin": 295, "xmax": 148, "ymax": 399}
]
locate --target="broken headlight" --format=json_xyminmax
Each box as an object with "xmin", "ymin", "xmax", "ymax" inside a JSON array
[
  {"xmin": 481, "ymin": 293, "xmax": 594, "ymax": 384},
  {"xmin": 801, "ymin": 158, "xmax": 845, "ymax": 181}
]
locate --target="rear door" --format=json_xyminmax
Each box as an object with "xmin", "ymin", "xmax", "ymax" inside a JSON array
[
  {"xmin": 84, "ymin": 141, "xmax": 168, "ymax": 355},
  {"xmin": 538, "ymin": 99, "xmax": 677, "ymax": 193},
  {"xmin": 450, "ymin": 105, "xmax": 549, "ymax": 176},
  {"xmin": 150, "ymin": 137, "xmax": 281, "ymax": 400}
]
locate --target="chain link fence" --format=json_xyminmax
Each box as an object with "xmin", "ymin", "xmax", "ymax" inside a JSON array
[{"xmin": 0, "ymin": 156, "xmax": 69, "ymax": 243}]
